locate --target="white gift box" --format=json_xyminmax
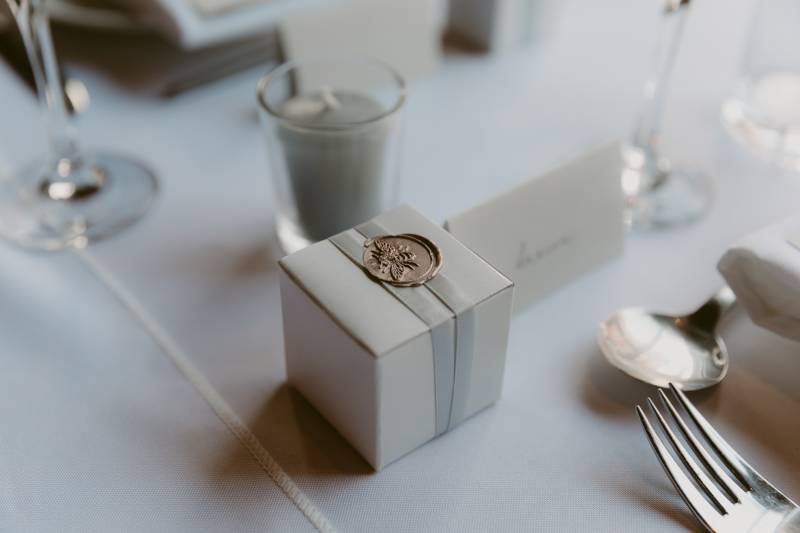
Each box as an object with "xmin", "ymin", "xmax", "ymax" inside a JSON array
[{"xmin": 278, "ymin": 205, "xmax": 514, "ymax": 470}]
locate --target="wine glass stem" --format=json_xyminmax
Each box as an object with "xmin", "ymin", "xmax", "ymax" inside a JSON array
[
  {"xmin": 14, "ymin": 1, "xmax": 81, "ymax": 164},
  {"xmin": 629, "ymin": 0, "xmax": 691, "ymax": 184}
]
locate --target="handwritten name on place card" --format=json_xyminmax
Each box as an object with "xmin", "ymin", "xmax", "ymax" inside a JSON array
[
  {"xmin": 516, "ymin": 236, "xmax": 573, "ymax": 270},
  {"xmin": 446, "ymin": 142, "xmax": 624, "ymax": 313}
]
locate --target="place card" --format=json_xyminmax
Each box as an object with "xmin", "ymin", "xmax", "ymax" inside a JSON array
[{"xmin": 445, "ymin": 142, "xmax": 624, "ymax": 314}]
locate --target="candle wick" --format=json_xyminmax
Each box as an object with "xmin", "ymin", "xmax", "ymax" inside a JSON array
[{"xmin": 320, "ymin": 85, "xmax": 342, "ymax": 111}]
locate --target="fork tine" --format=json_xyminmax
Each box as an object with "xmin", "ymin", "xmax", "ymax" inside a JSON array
[
  {"xmin": 658, "ymin": 389, "xmax": 744, "ymax": 503},
  {"xmin": 646, "ymin": 398, "xmax": 730, "ymax": 515},
  {"xmin": 669, "ymin": 383, "xmax": 752, "ymax": 490},
  {"xmin": 636, "ymin": 405, "xmax": 720, "ymax": 531}
]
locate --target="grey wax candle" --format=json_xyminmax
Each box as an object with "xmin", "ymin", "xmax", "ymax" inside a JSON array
[{"xmin": 275, "ymin": 88, "xmax": 395, "ymax": 242}]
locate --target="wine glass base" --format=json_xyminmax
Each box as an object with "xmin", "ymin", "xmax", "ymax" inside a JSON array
[
  {"xmin": 623, "ymin": 165, "xmax": 713, "ymax": 231},
  {"xmin": 0, "ymin": 151, "xmax": 158, "ymax": 251},
  {"xmin": 722, "ymin": 96, "xmax": 800, "ymax": 171}
]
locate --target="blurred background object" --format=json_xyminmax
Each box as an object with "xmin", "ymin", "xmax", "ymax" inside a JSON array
[
  {"xmin": 48, "ymin": 23, "xmax": 280, "ymax": 97},
  {"xmin": 446, "ymin": 0, "xmax": 557, "ymax": 53},
  {"xmin": 722, "ymin": 0, "xmax": 800, "ymax": 171},
  {"xmin": 45, "ymin": 0, "xmax": 148, "ymax": 32},
  {"xmin": 279, "ymin": 0, "xmax": 442, "ymax": 83},
  {"xmin": 0, "ymin": 1, "xmax": 88, "ymax": 111},
  {"xmin": 47, "ymin": 0, "xmax": 312, "ymax": 50},
  {"xmin": 1, "ymin": 0, "xmax": 447, "ymax": 98},
  {"xmin": 622, "ymin": 0, "xmax": 712, "ymax": 231},
  {"xmin": 0, "ymin": 0, "xmax": 157, "ymax": 250}
]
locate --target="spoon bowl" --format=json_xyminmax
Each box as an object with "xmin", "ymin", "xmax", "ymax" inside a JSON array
[{"xmin": 597, "ymin": 287, "xmax": 735, "ymax": 391}]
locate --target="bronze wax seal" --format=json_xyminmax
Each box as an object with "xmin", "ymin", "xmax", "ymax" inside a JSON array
[{"xmin": 362, "ymin": 234, "xmax": 442, "ymax": 287}]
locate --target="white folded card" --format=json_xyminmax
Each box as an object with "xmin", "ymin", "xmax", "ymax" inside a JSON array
[{"xmin": 445, "ymin": 142, "xmax": 624, "ymax": 313}]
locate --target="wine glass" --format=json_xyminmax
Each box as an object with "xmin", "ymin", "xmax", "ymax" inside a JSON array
[
  {"xmin": 0, "ymin": 0, "xmax": 157, "ymax": 250},
  {"xmin": 722, "ymin": 0, "xmax": 800, "ymax": 170},
  {"xmin": 622, "ymin": 0, "xmax": 712, "ymax": 231}
]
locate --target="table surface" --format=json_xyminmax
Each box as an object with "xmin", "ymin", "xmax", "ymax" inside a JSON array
[{"xmin": 2, "ymin": 0, "xmax": 800, "ymax": 531}]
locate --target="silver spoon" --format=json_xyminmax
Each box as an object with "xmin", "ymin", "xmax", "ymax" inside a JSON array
[{"xmin": 597, "ymin": 286, "xmax": 736, "ymax": 390}]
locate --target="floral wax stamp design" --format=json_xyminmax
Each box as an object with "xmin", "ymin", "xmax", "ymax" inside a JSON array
[{"xmin": 362, "ymin": 234, "xmax": 442, "ymax": 287}]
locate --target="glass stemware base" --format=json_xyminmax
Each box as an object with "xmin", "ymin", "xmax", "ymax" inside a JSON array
[
  {"xmin": 722, "ymin": 72, "xmax": 800, "ymax": 171},
  {"xmin": 622, "ymin": 145, "xmax": 712, "ymax": 231},
  {"xmin": 0, "ymin": 151, "xmax": 158, "ymax": 250}
]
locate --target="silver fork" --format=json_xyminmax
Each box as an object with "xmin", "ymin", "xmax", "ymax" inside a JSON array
[{"xmin": 637, "ymin": 383, "xmax": 800, "ymax": 532}]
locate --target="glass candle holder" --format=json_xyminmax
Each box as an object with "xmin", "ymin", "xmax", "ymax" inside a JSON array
[{"xmin": 257, "ymin": 57, "xmax": 406, "ymax": 254}]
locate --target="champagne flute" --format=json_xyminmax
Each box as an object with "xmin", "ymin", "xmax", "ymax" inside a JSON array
[
  {"xmin": 622, "ymin": 0, "xmax": 712, "ymax": 231},
  {"xmin": 0, "ymin": 0, "xmax": 157, "ymax": 250}
]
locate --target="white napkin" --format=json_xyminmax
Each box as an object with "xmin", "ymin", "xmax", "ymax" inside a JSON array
[{"xmin": 718, "ymin": 215, "xmax": 800, "ymax": 341}]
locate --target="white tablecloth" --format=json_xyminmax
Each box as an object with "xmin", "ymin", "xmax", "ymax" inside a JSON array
[{"xmin": 1, "ymin": 0, "xmax": 799, "ymax": 531}]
